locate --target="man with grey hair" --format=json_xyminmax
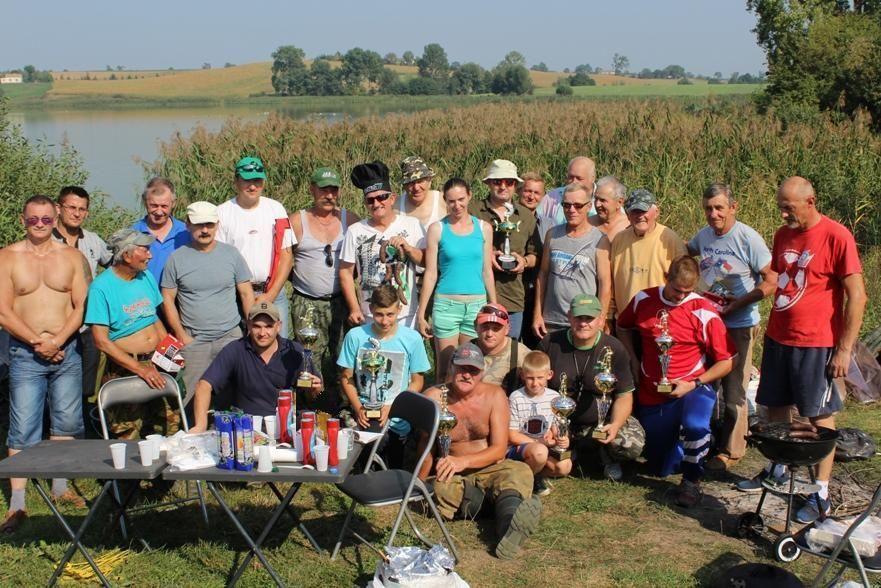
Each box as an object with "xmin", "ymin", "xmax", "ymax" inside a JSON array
[
  {"xmin": 688, "ymin": 183, "xmax": 776, "ymax": 471},
  {"xmin": 591, "ymin": 176, "xmax": 630, "ymax": 242},
  {"xmin": 131, "ymin": 177, "xmax": 191, "ymax": 283},
  {"xmin": 543, "ymin": 156, "xmax": 598, "ymax": 222}
]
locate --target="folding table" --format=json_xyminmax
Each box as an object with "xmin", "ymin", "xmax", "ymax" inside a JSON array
[{"xmin": 0, "ymin": 439, "xmax": 167, "ymax": 587}]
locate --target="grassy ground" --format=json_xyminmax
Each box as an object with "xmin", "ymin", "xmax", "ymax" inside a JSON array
[{"xmin": 0, "ymin": 82, "xmax": 52, "ymax": 101}]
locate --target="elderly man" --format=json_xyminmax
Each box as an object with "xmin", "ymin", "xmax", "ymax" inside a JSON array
[
  {"xmin": 739, "ymin": 177, "xmax": 866, "ymax": 524},
  {"xmin": 544, "ymin": 156, "xmax": 598, "ymax": 217},
  {"xmin": 340, "ymin": 161, "xmax": 425, "ymax": 328},
  {"xmin": 217, "ymin": 156, "xmax": 295, "ymax": 337},
  {"xmin": 0, "ymin": 195, "xmax": 90, "ymax": 532},
  {"xmin": 533, "ymin": 182, "xmax": 611, "ymax": 338},
  {"xmin": 540, "ymin": 295, "xmax": 643, "ymax": 482},
  {"xmin": 419, "ymin": 342, "xmax": 541, "ymax": 560},
  {"xmin": 471, "ymin": 303, "xmax": 531, "ymax": 394},
  {"xmin": 161, "ymin": 202, "xmax": 255, "ymax": 405},
  {"xmin": 591, "ymin": 176, "xmax": 630, "ymax": 242},
  {"xmin": 131, "ymin": 177, "xmax": 191, "ymax": 283},
  {"xmin": 469, "ymin": 160, "xmax": 542, "ymax": 340},
  {"xmin": 610, "ymin": 189, "xmax": 686, "ymax": 322},
  {"xmin": 87, "ymin": 229, "xmax": 178, "ymax": 440},
  {"xmin": 687, "ymin": 183, "xmax": 776, "ymax": 471}
]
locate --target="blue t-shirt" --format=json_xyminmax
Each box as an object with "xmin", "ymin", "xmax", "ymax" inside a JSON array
[
  {"xmin": 337, "ymin": 324, "xmax": 430, "ymax": 435},
  {"xmin": 688, "ymin": 221, "xmax": 772, "ymax": 328},
  {"xmin": 132, "ymin": 217, "xmax": 192, "ymax": 284},
  {"xmin": 85, "ymin": 268, "xmax": 162, "ymax": 341}
]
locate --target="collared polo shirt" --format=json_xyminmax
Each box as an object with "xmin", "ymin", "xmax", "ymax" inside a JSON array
[
  {"xmin": 52, "ymin": 227, "xmax": 113, "ymax": 279},
  {"xmin": 200, "ymin": 336, "xmax": 305, "ymax": 416},
  {"xmin": 468, "ymin": 198, "xmax": 542, "ymax": 312},
  {"xmin": 131, "ymin": 217, "xmax": 191, "ymax": 283}
]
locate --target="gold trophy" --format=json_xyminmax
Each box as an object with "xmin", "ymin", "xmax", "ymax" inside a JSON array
[
  {"xmin": 492, "ymin": 202, "xmax": 521, "ymax": 272},
  {"xmin": 592, "ymin": 347, "xmax": 618, "ymax": 440},
  {"xmin": 550, "ymin": 373, "xmax": 576, "ymax": 460},
  {"xmin": 655, "ymin": 310, "xmax": 675, "ymax": 394},
  {"xmin": 296, "ymin": 305, "xmax": 320, "ymax": 390},
  {"xmin": 436, "ymin": 384, "xmax": 458, "ymax": 458},
  {"xmin": 359, "ymin": 337, "xmax": 387, "ymax": 420}
]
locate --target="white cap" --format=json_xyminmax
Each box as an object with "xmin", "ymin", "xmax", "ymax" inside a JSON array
[
  {"xmin": 482, "ymin": 159, "xmax": 523, "ymax": 183},
  {"xmin": 186, "ymin": 201, "xmax": 219, "ymax": 224}
]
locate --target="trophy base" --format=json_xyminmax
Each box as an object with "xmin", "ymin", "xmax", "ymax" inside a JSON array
[
  {"xmin": 591, "ymin": 428, "xmax": 609, "ymax": 441},
  {"xmin": 498, "ymin": 255, "xmax": 517, "ymax": 272},
  {"xmin": 656, "ymin": 382, "xmax": 673, "ymax": 394},
  {"xmin": 364, "ymin": 408, "xmax": 382, "ymax": 420},
  {"xmin": 550, "ymin": 448, "xmax": 571, "ymax": 461},
  {"xmin": 296, "ymin": 376, "xmax": 313, "ymax": 389}
]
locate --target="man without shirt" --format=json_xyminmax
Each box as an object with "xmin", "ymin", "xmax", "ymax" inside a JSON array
[
  {"xmin": 131, "ymin": 177, "xmax": 191, "ymax": 283},
  {"xmin": 0, "ymin": 195, "xmax": 90, "ymax": 532}
]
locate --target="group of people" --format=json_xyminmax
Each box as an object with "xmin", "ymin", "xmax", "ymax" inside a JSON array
[{"xmin": 0, "ymin": 153, "xmax": 866, "ymax": 561}]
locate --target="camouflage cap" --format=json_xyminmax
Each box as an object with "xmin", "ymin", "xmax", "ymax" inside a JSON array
[
  {"xmin": 107, "ymin": 228, "xmax": 155, "ymax": 255},
  {"xmin": 399, "ymin": 156, "xmax": 435, "ymax": 184},
  {"xmin": 624, "ymin": 188, "xmax": 657, "ymax": 213}
]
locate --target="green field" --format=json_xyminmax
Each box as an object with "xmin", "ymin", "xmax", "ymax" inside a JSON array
[
  {"xmin": 0, "ymin": 82, "xmax": 51, "ymax": 101},
  {"xmin": 534, "ymin": 82, "xmax": 764, "ymax": 97}
]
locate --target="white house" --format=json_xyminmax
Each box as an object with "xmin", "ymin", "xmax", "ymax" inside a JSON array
[{"xmin": 0, "ymin": 72, "xmax": 23, "ymax": 84}]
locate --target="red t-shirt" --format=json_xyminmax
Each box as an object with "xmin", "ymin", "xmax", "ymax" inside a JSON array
[
  {"xmin": 766, "ymin": 215, "xmax": 862, "ymax": 348},
  {"xmin": 617, "ymin": 286, "xmax": 736, "ymax": 406}
]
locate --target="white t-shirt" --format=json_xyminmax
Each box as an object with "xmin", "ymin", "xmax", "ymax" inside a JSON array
[
  {"xmin": 216, "ymin": 197, "xmax": 295, "ymax": 283},
  {"xmin": 340, "ymin": 214, "xmax": 426, "ymax": 324},
  {"xmin": 508, "ymin": 387, "xmax": 560, "ymax": 439}
]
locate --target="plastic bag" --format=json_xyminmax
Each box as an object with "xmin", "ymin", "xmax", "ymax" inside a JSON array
[
  {"xmin": 835, "ymin": 428, "xmax": 878, "ymax": 462},
  {"xmin": 805, "ymin": 515, "xmax": 881, "ymax": 558},
  {"xmin": 164, "ymin": 430, "xmax": 219, "ymax": 471},
  {"xmin": 368, "ymin": 545, "xmax": 468, "ymax": 588},
  {"xmin": 845, "ymin": 342, "xmax": 881, "ymax": 404}
]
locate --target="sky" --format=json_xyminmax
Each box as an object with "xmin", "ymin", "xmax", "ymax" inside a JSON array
[{"xmin": 1, "ymin": 1, "xmax": 766, "ymax": 76}]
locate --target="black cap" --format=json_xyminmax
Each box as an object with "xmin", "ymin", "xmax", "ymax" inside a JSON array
[{"xmin": 351, "ymin": 161, "xmax": 392, "ymax": 196}]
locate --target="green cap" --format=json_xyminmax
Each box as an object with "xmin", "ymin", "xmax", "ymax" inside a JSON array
[
  {"xmin": 235, "ymin": 156, "xmax": 266, "ymax": 180},
  {"xmin": 570, "ymin": 294, "xmax": 602, "ymax": 318},
  {"xmin": 310, "ymin": 167, "xmax": 341, "ymax": 188},
  {"xmin": 624, "ymin": 188, "xmax": 657, "ymax": 213}
]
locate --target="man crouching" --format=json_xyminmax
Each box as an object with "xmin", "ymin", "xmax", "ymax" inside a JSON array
[{"xmin": 418, "ymin": 342, "xmax": 542, "ymax": 559}]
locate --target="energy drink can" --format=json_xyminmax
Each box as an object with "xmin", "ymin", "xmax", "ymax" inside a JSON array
[
  {"xmin": 234, "ymin": 413, "xmax": 255, "ymax": 471},
  {"xmin": 215, "ymin": 412, "xmax": 235, "ymax": 470}
]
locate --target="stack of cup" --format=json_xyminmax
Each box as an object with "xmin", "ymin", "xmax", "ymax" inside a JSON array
[
  {"xmin": 146, "ymin": 434, "xmax": 162, "ymax": 460},
  {"xmin": 264, "ymin": 415, "xmax": 277, "ymax": 445},
  {"xmin": 110, "ymin": 443, "xmax": 127, "ymax": 469},
  {"xmin": 337, "ymin": 429, "xmax": 351, "ymax": 461}
]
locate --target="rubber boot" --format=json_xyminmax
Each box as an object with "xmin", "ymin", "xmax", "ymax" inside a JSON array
[
  {"xmin": 455, "ymin": 479, "xmax": 486, "ymax": 520},
  {"xmin": 494, "ymin": 489, "xmax": 542, "ymax": 559}
]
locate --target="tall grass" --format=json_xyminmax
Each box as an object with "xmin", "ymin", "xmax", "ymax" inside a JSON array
[{"xmin": 151, "ymin": 98, "xmax": 880, "ymax": 332}]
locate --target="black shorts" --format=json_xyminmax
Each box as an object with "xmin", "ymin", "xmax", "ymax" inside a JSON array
[{"xmin": 755, "ymin": 337, "xmax": 843, "ymax": 418}]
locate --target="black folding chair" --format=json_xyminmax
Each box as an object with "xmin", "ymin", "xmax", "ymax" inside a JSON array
[
  {"xmin": 330, "ymin": 391, "xmax": 459, "ymax": 562},
  {"xmin": 98, "ymin": 373, "xmax": 209, "ymax": 537}
]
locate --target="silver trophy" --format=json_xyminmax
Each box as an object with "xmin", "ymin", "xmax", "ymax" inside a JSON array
[
  {"xmin": 436, "ymin": 384, "xmax": 458, "ymax": 458},
  {"xmin": 592, "ymin": 347, "xmax": 618, "ymax": 440},
  {"xmin": 550, "ymin": 373, "xmax": 576, "ymax": 460},
  {"xmin": 359, "ymin": 337, "xmax": 387, "ymax": 420},
  {"xmin": 492, "ymin": 202, "xmax": 521, "ymax": 272},
  {"xmin": 655, "ymin": 310, "xmax": 675, "ymax": 394},
  {"xmin": 296, "ymin": 305, "xmax": 320, "ymax": 390}
]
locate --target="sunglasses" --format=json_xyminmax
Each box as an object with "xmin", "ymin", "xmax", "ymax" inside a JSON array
[
  {"xmin": 323, "ymin": 244, "xmax": 334, "ymax": 267},
  {"xmin": 478, "ymin": 306, "xmax": 509, "ymax": 322},
  {"xmin": 562, "ymin": 201, "xmax": 589, "ymax": 210},
  {"xmin": 236, "ymin": 163, "xmax": 264, "ymax": 173},
  {"xmin": 24, "ymin": 216, "xmax": 54, "ymax": 227},
  {"xmin": 489, "ymin": 178, "xmax": 517, "ymax": 187},
  {"xmin": 365, "ymin": 193, "xmax": 392, "ymax": 205},
  {"xmin": 455, "ymin": 364, "xmax": 482, "ymax": 375}
]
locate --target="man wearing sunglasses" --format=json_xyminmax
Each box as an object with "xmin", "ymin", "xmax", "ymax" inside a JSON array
[
  {"xmin": 217, "ymin": 156, "xmax": 295, "ymax": 337},
  {"xmin": 131, "ymin": 177, "xmax": 191, "ymax": 283},
  {"xmin": 0, "ymin": 195, "xmax": 91, "ymax": 532},
  {"xmin": 290, "ymin": 167, "xmax": 360, "ymax": 413},
  {"xmin": 469, "ymin": 159, "xmax": 542, "ymax": 340},
  {"xmin": 542, "ymin": 156, "xmax": 598, "ymax": 223}
]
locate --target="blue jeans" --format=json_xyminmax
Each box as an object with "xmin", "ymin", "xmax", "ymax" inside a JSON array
[
  {"xmin": 7, "ymin": 337, "xmax": 84, "ymax": 450},
  {"xmin": 507, "ymin": 311, "xmax": 524, "ymax": 340},
  {"xmin": 275, "ymin": 289, "xmax": 290, "ymax": 339}
]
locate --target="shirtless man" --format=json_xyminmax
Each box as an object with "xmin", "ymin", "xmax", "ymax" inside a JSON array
[
  {"xmin": 0, "ymin": 195, "xmax": 89, "ymax": 532},
  {"xmin": 419, "ymin": 342, "xmax": 542, "ymax": 559},
  {"xmin": 86, "ymin": 228, "xmax": 177, "ymax": 440},
  {"xmin": 591, "ymin": 175, "xmax": 630, "ymax": 242}
]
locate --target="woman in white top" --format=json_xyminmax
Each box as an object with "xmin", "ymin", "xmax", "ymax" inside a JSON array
[{"xmin": 397, "ymin": 156, "xmax": 447, "ymax": 231}]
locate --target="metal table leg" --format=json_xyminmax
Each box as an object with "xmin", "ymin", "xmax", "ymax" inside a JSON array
[
  {"xmin": 266, "ymin": 482, "xmax": 322, "ymax": 553},
  {"xmin": 34, "ymin": 479, "xmax": 113, "ymax": 588}
]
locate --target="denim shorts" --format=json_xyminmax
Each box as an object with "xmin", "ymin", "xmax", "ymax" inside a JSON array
[
  {"xmin": 431, "ymin": 296, "xmax": 487, "ymax": 339},
  {"xmin": 7, "ymin": 337, "xmax": 84, "ymax": 449}
]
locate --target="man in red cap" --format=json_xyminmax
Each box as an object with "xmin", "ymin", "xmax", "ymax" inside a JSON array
[{"xmin": 471, "ymin": 303, "xmax": 532, "ymax": 394}]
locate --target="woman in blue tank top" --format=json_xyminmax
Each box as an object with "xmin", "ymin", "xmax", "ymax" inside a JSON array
[{"xmin": 417, "ymin": 178, "xmax": 496, "ymax": 380}]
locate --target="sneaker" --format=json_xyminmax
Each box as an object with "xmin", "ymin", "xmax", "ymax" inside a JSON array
[
  {"xmin": 603, "ymin": 462, "xmax": 623, "ymax": 482},
  {"xmin": 794, "ymin": 493, "xmax": 831, "ymax": 524},
  {"xmin": 533, "ymin": 476, "xmax": 552, "ymax": 497},
  {"xmin": 675, "ymin": 479, "xmax": 702, "ymax": 508},
  {"xmin": 1, "ymin": 510, "xmax": 27, "ymax": 534},
  {"xmin": 735, "ymin": 469, "xmax": 789, "ymax": 493},
  {"xmin": 51, "ymin": 489, "xmax": 86, "ymax": 509}
]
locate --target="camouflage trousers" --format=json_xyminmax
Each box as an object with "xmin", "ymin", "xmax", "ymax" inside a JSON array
[
  {"xmin": 96, "ymin": 353, "xmax": 181, "ymax": 440},
  {"xmin": 433, "ymin": 459, "xmax": 534, "ymax": 520},
  {"xmin": 290, "ymin": 290, "xmax": 348, "ymax": 414},
  {"xmin": 574, "ymin": 415, "xmax": 646, "ymax": 465}
]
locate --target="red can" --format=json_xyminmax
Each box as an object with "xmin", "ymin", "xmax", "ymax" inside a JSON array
[
  {"xmin": 277, "ymin": 390, "xmax": 293, "ymax": 444},
  {"xmin": 327, "ymin": 418, "xmax": 340, "ymax": 467}
]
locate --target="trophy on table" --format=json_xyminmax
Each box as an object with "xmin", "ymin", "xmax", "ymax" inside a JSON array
[
  {"xmin": 655, "ymin": 310, "xmax": 675, "ymax": 394},
  {"xmin": 296, "ymin": 305, "xmax": 321, "ymax": 393},
  {"xmin": 436, "ymin": 384, "xmax": 458, "ymax": 458},
  {"xmin": 359, "ymin": 337, "xmax": 387, "ymax": 421},
  {"xmin": 550, "ymin": 373, "xmax": 577, "ymax": 460},
  {"xmin": 592, "ymin": 346, "xmax": 618, "ymax": 440},
  {"xmin": 492, "ymin": 202, "xmax": 521, "ymax": 272}
]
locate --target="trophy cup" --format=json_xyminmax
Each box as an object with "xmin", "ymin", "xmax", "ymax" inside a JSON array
[
  {"xmin": 592, "ymin": 346, "xmax": 618, "ymax": 440},
  {"xmin": 436, "ymin": 384, "xmax": 458, "ymax": 458},
  {"xmin": 296, "ymin": 305, "xmax": 320, "ymax": 391},
  {"xmin": 359, "ymin": 337, "xmax": 387, "ymax": 421},
  {"xmin": 492, "ymin": 202, "xmax": 521, "ymax": 272},
  {"xmin": 550, "ymin": 373, "xmax": 577, "ymax": 460},
  {"xmin": 655, "ymin": 310, "xmax": 675, "ymax": 394}
]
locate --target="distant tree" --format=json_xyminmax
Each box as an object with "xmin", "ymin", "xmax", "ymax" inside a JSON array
[
  {"xmin": 202, "ymin": 62, "xmax": 211, "ymax": 70},
  {"xmin": 401, "ymin": 50, "xmax": 415, "ymax": 66},
  {"xmin": 568, "ymin": 71, "xmax": 596, "ymax": 86},
  {"xmin": 450, "ymin": 62, "xmax": 486, "ymax": 94},
  {"xmin": 491, "ymin": 64, "xmax": 533, "ymax": 95},
  {"xmin": 225, "ymin": 62, "xmax": 235, "ymax": 68},
  {"xmin": 417, "ymin": 43, "xmax": 450, "ymax": 81},
  {"xmin": 450, "ymin": 61, "xmax": 461, "ymax": 70},
  {"xmin": 340, "ymin": 47, "xmax": 385, "ymax": 91},
  {"xmin": 271, "ymin": 45, "xmax": 309, "ymax": 95},
  {"xmin": 407, "ymin": 76, "xmax": 445, "ymax": 95},
  {"xmin": 308, "ymin": 59, "xmax": 344, "ymax": 95},
  {"xmin": 531, "ymin": 62, "xmax": 549, "ymax": 72},
  {"xmin": 22, "ymin": 65, "xmax": 36, "ymax": 83},
  {"xmin": 116, "ymin": 65, "xmax": 125, "ymax": 71},
  {"xmin": 708, "ymin": 77, "xmax": 723, "ymax": 85},
  {"xmin": 714, "ymin": 71, "xmax": 723, "ymax": 79},
  {"xmin": 106, "ymin": 65, "xmax": 113, "ymax": 72},
  {"xmin": 501, "ymin": 51, "xmax": 527, "ymax": 67},
  {"xmin": 575, "ymin": 64, "xmax": 593, "ymax": 75},
  {"xmin": 677, "ymin": 77, "xmax": 692, "ymax": 85},
  {"xmin": 383, "ymin": 52, "xmax": 398, "ymax": 65},
  {"xmin": 109, "ymin": 73, "xmax": 117, "ymax": 80},
  {"xmin": 612, "ymin": 53, "xmax": 630, "ymax": 75},
  {"xmin": 555, "ymin": 81, "xmax": 573, "ymax": 95},
  {"xmin": 377, "ymin": 67, "xmax": 405, "ymax": 94},
  {"xmin": 563, "ymin": 67, "xmax": 571, "ymax": 73}
]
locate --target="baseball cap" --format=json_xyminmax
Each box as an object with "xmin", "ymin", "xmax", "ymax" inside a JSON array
[
  {"xmin": 451, "ymin": 342, "xmax": 484, "ymax": 370},
  {"xmin": 570, "ymin": 294, "xmax": 602, "ymax": 318},
  {"xmin": 310, "ymin": 167, "xmax": 341, "ymax": 188},
  {"xmin": 624, "ymin": 188, "xmax": 657, "ymax": 213},
  {"xmin": 107, "ymin": 228, "xmax": 155, "ymax": 255},
  {"xmin": 186, "ymin": 201, "xmax": 219, "ymax": 224},
  {"xmin": 476, "ymin": 303, "xmax": 510, "ymax": 326},
  {"xmin": 400, "ymin": 156, "xmax": 435, "ymax": 184},
  {"xmin": 248, "ymin": 301, "xmax": 281, "ymax": 322},
  {"xmin": 482, "ymin": 159, "xmax": 523, "ymax": 183},
  {"xmin": 235, "ymin": 156, "xmax": 267, "ymax": 181}
]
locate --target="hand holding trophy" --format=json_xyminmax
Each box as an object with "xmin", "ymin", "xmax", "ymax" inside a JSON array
[
  {"xmin": 592, "ymin": 346, "xmax": 618, "ymax": 440},
  {"xmin": 436, "ymin": 384, "xmax": 457, "ymax": 458},
  {"xmin": 359, "ymin": 337, "xmax": 387, "ymax": 422},
  {"xmin": 296, "ymin": 305, "xmax": 321, "ymax": 395},
  {"xmin": 492, "ymin": 202, "xmax": 521, "ymax": 272}
]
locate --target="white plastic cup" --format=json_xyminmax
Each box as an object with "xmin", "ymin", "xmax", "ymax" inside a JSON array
[
  {"xmin": 263, "ymin": 416, "xmax": 277, "ymax": 444},
  {"xmin": 340, "ymin": 427, "xmax": 355, "ymax": 451},
  {"xmin": 137, "ymin": 440, "xmax": 153, "ymax": 466},
  {"xmin": 314, "ymin": 444, "xmax": 330, "ymax": 472},
  {"xmin": 109, "ymin": 443, "xmax": 127, "ymax": 469},
  {"xmin": 146, "ymin": 434, "xmax": 162, "ymax": 460},
  {"xmin": 252, "ymin": 415, "xmax": 263, "ymax": 435},
  {"xmin": 257, "ymin": 445, "xmax": 273, "ymax": 473},
  {"xmin": 337, "ymin": 429, "xmax": 350, "ymax": 461},
  {"xmin": 294, "ymin": 430, "xmax": 303, "ymax": 456}
]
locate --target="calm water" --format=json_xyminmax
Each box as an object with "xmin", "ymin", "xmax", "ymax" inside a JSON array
[{"xmin": 9, "ymin": 103, "xmax": 427, "ymax": 211}]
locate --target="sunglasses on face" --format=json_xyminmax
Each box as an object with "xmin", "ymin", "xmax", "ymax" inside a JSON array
[
  {"xmin": 562, "ymin": 201, "xmax": 589, "ymax": 210},
  {"xmin": 489, "ymin": 178, "xmax": 517, "ymax": 187},
  {"xmin": 323, "ymin": 244, "xmax": 334, "ymax": 267},
  {"xmin": 25, "ymin": 216, "xmax": 54, "ymax": 227},
  {"xmin": 236, "ymin": 163, "xmax": 264, "ymax": 173},
  {"xmin": 365, "ymin": 193, "xmax": 392, "ymax": 205},
  {"xmin": 478, "ymin": 306, "xmax": 509, "ymax": 322}
]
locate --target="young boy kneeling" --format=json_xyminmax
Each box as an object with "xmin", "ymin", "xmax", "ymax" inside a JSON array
[{"xmin": 507, "ymin": 351, "xmax": 573, "ymax": 495}]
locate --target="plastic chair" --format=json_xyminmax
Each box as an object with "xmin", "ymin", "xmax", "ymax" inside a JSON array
[
  {"xmin": 98, "ymin": 373, "xmax": 209, "ymax": 536},
  {"xmin": 330, "ymin": 391, "xmax": 459, "ymax": 562}
]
